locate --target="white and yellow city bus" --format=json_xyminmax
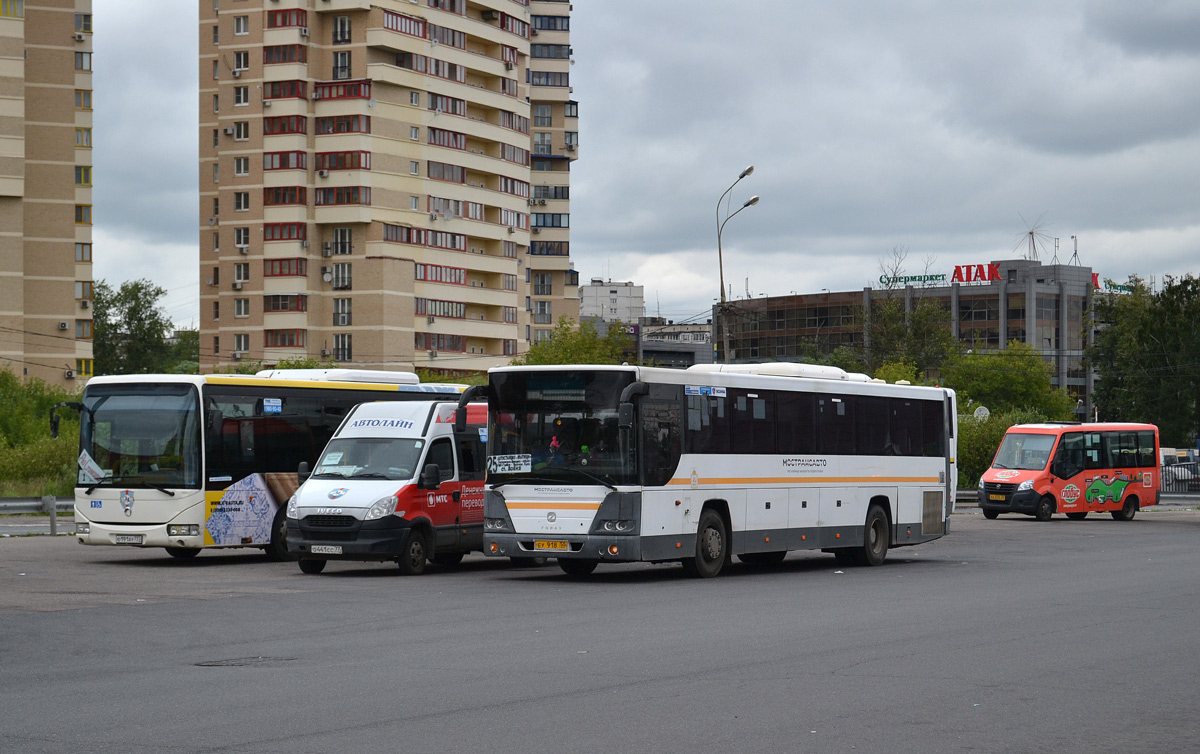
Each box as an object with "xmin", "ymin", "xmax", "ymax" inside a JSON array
[
  {"xmin": 461, "ymin": 363, "xmax": 957, "ymax": 578},
  {"xmin": 56, "ymin": 370, "xmax": 463, "ymax": 559}
]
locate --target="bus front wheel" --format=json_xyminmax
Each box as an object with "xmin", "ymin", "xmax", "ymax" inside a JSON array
[
  {"xmin": 1112, "ymin": 496, "xmax": 1139, "ymax": 521},
  {"xmin": 298, "ymin": 558, "xmax": 326, "ymax": 574},
  {"xmin": 558, "ymin": 558, "xmax": 597, "ymax": 577},
  {"xmin": 682, "ymin": 509, "xmax": 728, "ymax": 578},
  {"xmin": 1034, "ymin": 496, "xmax": 1055, "ymax": 522}
]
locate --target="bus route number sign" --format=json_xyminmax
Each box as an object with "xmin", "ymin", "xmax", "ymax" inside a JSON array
[{"xmin": 488, "ymin": 454, "xmax": 532, "ymax": 474}]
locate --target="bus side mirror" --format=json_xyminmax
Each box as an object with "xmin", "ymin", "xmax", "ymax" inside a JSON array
[
  {"xmin": 419, "ymin": 464, "xmax": 441, "ymax": 490},
  {"xmin": 298, "ymin": 461, "xmax": 310, "ymax": 484},
  {"xmin": 618, "ymin": 403, "xmax": 635, "ymax": 430}
]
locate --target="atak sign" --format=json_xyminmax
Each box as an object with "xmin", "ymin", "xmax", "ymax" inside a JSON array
[{"xmin": 880, "ymin": 263, "xmax": 1001, "ymax": 286}]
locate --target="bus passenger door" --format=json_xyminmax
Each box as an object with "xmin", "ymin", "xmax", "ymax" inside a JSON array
[{"xmin": 1048, "ymin": 432, "xmax": 1086, "ymax": 512}]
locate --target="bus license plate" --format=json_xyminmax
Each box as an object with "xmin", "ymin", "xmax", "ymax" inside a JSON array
[
  {"xmin": 114, "ymin": 534, "xmax": 143, "ymax": 544},
  {"xmin": 534, "ymin": 540, "xmax": 568, "ymax": 551},
  {"xmin": 989, "ymin": 494, "xmax": 1006, "ymax": 501},
  {"xmin": 311, "ymin": 545, "xmax": 342, "ymax": 555}
]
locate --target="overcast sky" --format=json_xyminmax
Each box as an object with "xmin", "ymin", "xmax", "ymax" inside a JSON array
[{"xmin": 94, "ymin": 1, "xmax": 1200, "ymax": 327}]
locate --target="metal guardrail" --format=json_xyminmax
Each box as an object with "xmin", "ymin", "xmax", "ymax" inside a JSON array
[{"xmin": 0, "ymin": 497, "xmax": 72, "ymax": 515}]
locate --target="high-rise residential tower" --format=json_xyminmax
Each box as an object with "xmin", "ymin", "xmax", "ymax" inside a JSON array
[
  {"xmin": 200, "ymin": 0, "xmax": 578, "ymax": 373},
  {"xmin": 0, "ymin": 0, "xmax": 95, "ymax": 386}
]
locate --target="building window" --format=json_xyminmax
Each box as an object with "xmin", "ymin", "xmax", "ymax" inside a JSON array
[
  {"xmin": 533, "ymin": 272, "xmax": 552, "ymax": 296},
  {"xmin": 332, "ymin": 227, "xmax": 352, "ymax": 255},
  {"xmin": 263, "ymin": 186, "xmax": 306, "ymax": 206},
  {"xmin": 427, "ymin": 93, "xmax": 465, "ymax": 116},
  {"xmin": 233, "ymin": 121, "xmax": 249, "ymax": 140},
  {"xmin": 234, "ymin": 15, "xmax": 248, "ymax": 35},
  {"xmin": 410, "ymin": 196, "xmax": 419, "ymax": 210},
  {"xmin": 264, "ymin": 80, "xmax": 306, "ymax": 99},
  {"xmin": 234, "ymin": 263, "xmax": 249, "ymax": 282},
  {"xmin": 332, "ymin": 263, "xmax": 352, "ymax": 290},
  {"xmin": 531, "ymin": 15, "xmax": 569, "ymax": 31},
  {"xmin": 265, "ymin": 329, "xmax": 306, "ymax": 348},
  {"xmin": 264, "ymin": 223, "xmax": 306, "ymax": 241},
  {"xmin": 212, "ymin": 25, "xmax": 218, "ymax": 44},
  {"xmin": 529, "ymin": 71, "xmax": 569, "ymax": 88},
  {"xmin": 332, "ymin": 51, "xmax": 351, "ymax": 80},
  {"xmin": 315, "ymin": 115, "xmax": 370, "ymax": 134},
  {"xmin": 75, "ymin": 205, "xmax": 91, "ymax": 224},
  {"xmin": 234, "ymin": 333, "xmax": 250, "ymax": 353},
  {"xmin": 76, "ymin": 320, "xmax": 93, "ymax": 339},
  {"xmin": 531, "ymin": 213, "xmax": 569, "ymax": 228},
  {"xmin": 234, "ymin": 192, "xmax": 249, "ymax": 211},
  {"xmin": 212, "ymin": 231, "xmax": 219, "ymax": 253},
  {"xmin": 531, "ymin": 44, "xmax": 570, "ymax": 60},
  {"xmin": 74, "ymin": 166, "xmax": 91, "ymax": 186},
  {"xmin": 410, "ymin": 91, "xmax": 421, "ymax": 106},
  {"xmin": 533, "ymin": 132, "xmax": 552, "ymax": 155},
  {"xmin": 234, "ymin": 227, "xmax": 250, "ymax": 247},
  {"xmin": 75, "ymin": 13, "xmax": 91, "ymax": 32},
  {"xmin": 75, "ymin": 90, "xmax": 92, "ymax": 109},
  {"xmin": 235, "ymin": 298, "xmax": 250, "ymax": 317},
  {"xmin": 213, "ymin": 336, "xmax": 219, "ymax": 356},
  {"xmin": 533, "ymin": 104, "xmax": 552, "ymax": 127},
  {"xmin": 533, "ymin": 300, "xmax": 552, "ymax": 324},
  {"xmin": 264, "ymin": 258, "xmax": 307, "ymax": 277},
  {"xmin": 234, "ymin": 86, "xmax": 249, "ymax": 106},
  {"xmin": 428, "ymin": 161, "xmax": 465, "ymax": 183},
  {"xmin": 74, "ymin": 52, "xmax": 91, "ymax": 70},
  {"xmin": 266, "ymin": 9, "xmax": 307, "ymax": 29},
  {"xmin": 76, "ymin": 243, "xmax": 92, "ymax": 262},
  {"xmin": 565, "ymin": 131, "xmax": 578, "ymax": 146},
  {"xmin": 265, "ymin": 294, "xmax": 307, "ymax": 312},
  {"xmin": 564, "ymin": 101, "xmax": 579, "ymax": 118},
  {"xmin": 334, "ymin": 333, "xmax": 352, "ymax": 361},
  {"xmin": 212, "ymin": 301, "xmax": 219, "ymax": 321},
  {"xmin": 263, "ymin": 115, "xmax": 307, "ymax": 135},
  {"xmin": 315, "ymin": 151, "xmax": 371, "ymax": 171},
  {"xmin": 410, "ymin": 161, "xmax": 419, "ymax": 175},
  {"xmin": 234, "ymin": 156, "xmax": 249, "ymax": 176},
  {"xmin": 75, "ymin": 281, "xmax": 93, "ymax": 300},
  {"xmin": 333, "ymin": 297, "xmax": 351, "ymax": 326},
  {"xmin": 76, "ymin": 359, "xmax": 94, "ymax": 377},
  {"xmin": 75, "ymin": 128, "xmax": 91, "ymax": 147},
  {"xmin": 233, "ymin": 51, "xmax": 249, "ymax": 71},
  {"xmin": 263, "ymin": 44, "xmax": 307, "ymax": 64},
  {"xmin": 333, "ymin": 15, "xmax": 351, "ymax": 44},
  {"xmin": 410, "ymin": 126, "xmax": 419, "ymax": 140},
  {"xmin": 264, "ymin": 151, "xmax": 306, "ymax": 170}
]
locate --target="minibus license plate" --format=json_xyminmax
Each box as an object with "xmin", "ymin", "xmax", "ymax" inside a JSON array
[
  {"xmin": 311, "ymin": 545, "xmax": 342, "ymax": 555},
  {"xmin": 114, "ymin": 534, "xmax": 143, "ymax": 544},
  {"xmin": 989, "ymin": 493, "xmax": 1006, "ymax": 501},
  {"xmin": 534, "ymin": 540, "xmax": 568, "ymax": 551}
]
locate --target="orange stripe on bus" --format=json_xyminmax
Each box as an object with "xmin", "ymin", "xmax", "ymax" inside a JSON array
[{"xmin": 665, "ymin": 476, "xmax": 941, "ymax": 485}]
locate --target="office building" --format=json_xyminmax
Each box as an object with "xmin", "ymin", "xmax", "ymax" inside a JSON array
[
  {"xmin": 0, "ymin": 0, "xmax": 95, "ymax": 386},
  {"xmin": 715, "ymin": 258, "xmax": 1097, "ymax": 411},
  {"xmin": 199, "ymin": 0, "xmax": 578, "ymax": 373},
  {"xmin": 579, "ymin": 278, "xmax": 644, "ymax": 323}
]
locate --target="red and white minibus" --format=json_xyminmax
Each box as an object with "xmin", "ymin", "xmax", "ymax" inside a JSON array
[{"xmin": 978, "ymin": 422, "xmax": 1160, "ymax": 521}]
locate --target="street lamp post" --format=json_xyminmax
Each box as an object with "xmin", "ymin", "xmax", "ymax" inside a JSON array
[{"xmin": 715, "ymin": 165, "xmax": 758, "ymax": 364}]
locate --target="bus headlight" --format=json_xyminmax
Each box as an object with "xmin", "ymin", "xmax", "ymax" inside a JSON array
[
  {"xmin": 485, "ymin": 517, "xmax": 510, "ymax": 531},
  {"xmin": 1017, "ymin": 479, "xmax": 1034, "ymax": 492},
  {"xmin": 365, "ymin": 495, "xmax": 399, "ymax": 521},
  {"xmin": 598, "ymin": 519, "xmax": 636, "ymax": 533},
  {"xmin": 76, "ymin": 522, "xmax": 89, "ymax": 535},
  {"xmin": 286, "ymin": 495, "xmax": 299, "ymax": 519}
]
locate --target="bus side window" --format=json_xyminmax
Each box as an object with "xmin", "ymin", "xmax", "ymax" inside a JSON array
[
  {"xmin": 425, "ymin": 438, "xmax": 455, "ymax": 482},
  {"xmin": 1055, "ymin": 433, "xmax": 1084, "ymax": 478}
]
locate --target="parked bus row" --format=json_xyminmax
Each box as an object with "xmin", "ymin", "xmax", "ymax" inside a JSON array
[{"xmin": 54, "ymin": 364, "xmax": 1165, "ymax": 579}]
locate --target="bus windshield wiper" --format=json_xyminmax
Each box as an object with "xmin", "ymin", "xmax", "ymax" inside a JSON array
[
  {"xmin": 314, "ymin": 471, "xmax": 347, "ymax": 478},
  {"xmin": 83, "ymin": 476, "xmax": 177, "ymax": 496},
  {"xmin": 348, "ymin": 472, "xmax": 388, "ymax": 479},
  {"xmin": 563, "ymin": 467, "xmax": 617, "ymax": 490}
]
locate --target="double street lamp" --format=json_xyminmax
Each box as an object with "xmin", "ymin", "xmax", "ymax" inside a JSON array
[{"xmin": 715, "ymin": 165, "xmax": 759, "ymax": 363}]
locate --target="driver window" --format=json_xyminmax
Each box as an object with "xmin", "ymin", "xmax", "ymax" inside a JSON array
[
  {"xmin": 1056, "ymin": 433, "xmax": 1084, "ymax": 478},
  {"xmin": 426, "ymin": 438, "xmax": 455, "ymax": 482}
]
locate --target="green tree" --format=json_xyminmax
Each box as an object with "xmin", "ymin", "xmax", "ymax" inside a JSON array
[
  {"xmin": 1088, "ymin": 275, "xmax": 1200, "ymax": 446},
  {"xmin": 92, "ymin": 279, "xmax": 175, "ymax": 375},
  {"xmin": 874, "ymin": 359, "xmax": 919, "ymax": 384},
  {"xmin": 956, "ymin": 407, "xmax": 1046, "ymax": 488},
  {"xmin": 166, "ymin": 330, "xmax": 199, "ymax": 374},
  {"xmin": 511, "ymin": 317, "xmax": 633, "ymax": 365},
  {"xmin": 939, "ymin": 341, "xmax": 1074, "ymax": 419}
]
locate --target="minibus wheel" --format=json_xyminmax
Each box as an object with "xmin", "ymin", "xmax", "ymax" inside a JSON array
[
  {"xmin": 298, "ymin": 559, "xmax": 326, "ymax": 574},
  {"xmin": 1111, "ymin": 496, "xmax": 1139, "ymax": 521},
  {"xmin": 1066, "ymin": 512, "xmax": 1088, "ymax": 520},
  {"xmin": 397, "ymin": 529, "xmax": 429, "ymax": 575},
  {"xmin": 1034, "ymin": 495, "xmax": 1055, "ymax": 521},
  {"xmin": 982, "ymin": 510, "xmax": 999, "ymax": 520}
]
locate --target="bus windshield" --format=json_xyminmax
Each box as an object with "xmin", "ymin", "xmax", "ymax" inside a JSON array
[
  {"xmin": 313, "ymin": 437, "xmax": 425, "ymax": 481},
  {"xmin": 992, "ymin": 432, "xmax": 1057, "ymax": 471},
  {"xmin": 487, "ymin": 369, "xmax": 637, "ymax": 487},
  {"xmin": 79, "ymin": 384, "xmax": 202, "ymax": 489}
]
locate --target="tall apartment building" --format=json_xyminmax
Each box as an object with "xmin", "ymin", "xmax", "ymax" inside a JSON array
[
  {"xmin": 0, "ymin": 0, "xmax": 94, "ymax": 386},
  {"xmin": 199, "ymin": 0, "xmax": 578, "ymax": 374},
  {"xmin": 579, "ymin": 278, "xmax": 645, "ymax": 323}
]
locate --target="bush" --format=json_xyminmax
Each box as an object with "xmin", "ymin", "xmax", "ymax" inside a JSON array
[
  {"xmin": 0, "ymin": 370, "xmax": 81, "ymax": 497},
  {"xmin": 957, "ymin": 408, "xmax": 1047, "ymax": 489}
]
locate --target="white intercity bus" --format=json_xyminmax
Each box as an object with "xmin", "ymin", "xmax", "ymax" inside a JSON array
[
  {"xmin": 54, "ymin": 370, "xmax": 462, "ymax": 559},
  {"xmin": 460, "ymin": 363, "xmax": 957, "ymax": 578}
]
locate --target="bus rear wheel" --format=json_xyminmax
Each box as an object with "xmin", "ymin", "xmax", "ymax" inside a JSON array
[
  {"xmin": 848, "ymin": 505, "xmax": 889, "ymax": 567},
  {"xmin": 298, "ymin": 558, "xmax": 326, "ymax": 574},
  {"xmin": 397, "ymin": 530, "xmax": 429, "ymax": 575},
  {"xmin": 1034, "ymin": 495, "xmax": 1055, "ymax": 522},
  {"xmin": 1112, "ymin": 496, "xmax": 1139, "ymax": 521},
  {"xmin": 682, "ymin": 509, "xmax": 728, "ymax": 578},
  {"xmin": 164, "ymin": 546, "xmax": 198, "ymax": 559}
]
